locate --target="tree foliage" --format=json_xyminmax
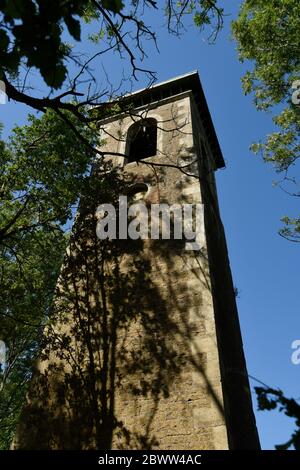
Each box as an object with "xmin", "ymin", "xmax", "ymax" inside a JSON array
[
  {"xmin": 0, "ymin": 0, "xmax": 89, "ymax": 87},
  {"xmin": 0, "ymin": 111, "xmax": 97, "ymax": 448},
  {"xmin": 0, "ymin": 0, "xmax": 224, "ymax": 120},
  {"xmin": 256, "ymin": 387, "xmax": 300, "ymax": 450},
  {"xmin": 232, "ymin": 0, "xmax": 300, "ymax": 241},
  {"xmin": 232, "ymin": 1, "xmax": 300, "ymax": 447}
]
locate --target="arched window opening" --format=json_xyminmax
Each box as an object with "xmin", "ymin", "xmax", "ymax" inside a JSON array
[{"xmin": 127, "ymin": 118, "xmax": 157, "ymax": 162}]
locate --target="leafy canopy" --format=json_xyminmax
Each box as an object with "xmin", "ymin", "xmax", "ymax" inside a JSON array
[
  {"xmin": 256, "ymin": 387, "xmax": 300, "ymax": 450},
  {"xmin": 0, "ymin": 1, "xmax": 224, "ymax": 117},
  {"xmin": 232, "ymin": 0, "xmax": 300, "ymax": 241},
  {"xmin": 0, "ymin": 0, "xmax": 127, "ymax": 87},
  {"xmin": 0, "ymin": 110, "xmax": 97, "ymax": 448}
]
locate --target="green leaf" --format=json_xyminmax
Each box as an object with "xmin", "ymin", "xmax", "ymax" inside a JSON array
[
  {"xmin": 41, "ymin": 64, "xmax": 67, "ymax": 89},
  {"xmin": 65, "ymin": 16, "xmax": 81, "ymax": 41},
  {"xmin": 0, "ymin": 29, "xmax": 9, "ymax": 51},
  {"xmin": 101, "ymin": 0, "xmax": 124, "ymax": 14}
]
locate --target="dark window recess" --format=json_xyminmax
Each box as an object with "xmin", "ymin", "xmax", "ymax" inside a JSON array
[{"xmin": 127, "ymin": 119, "xmax": 157, "ymax": 162}]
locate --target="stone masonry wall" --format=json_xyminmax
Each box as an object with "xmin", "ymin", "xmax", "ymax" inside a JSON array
[{"xmin": 99, "ymin": 91, "xmax": 229, "ymax": 449}]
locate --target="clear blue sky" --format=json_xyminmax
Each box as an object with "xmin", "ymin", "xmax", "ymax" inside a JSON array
[{"xmin": 1, "ymin": 0, "xmax": 299, "ymax": 450}]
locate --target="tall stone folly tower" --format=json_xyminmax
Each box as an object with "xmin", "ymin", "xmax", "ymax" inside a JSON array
[{"xmin": 14, "ymin": 72, "xmax": 260, "ymax": 450}]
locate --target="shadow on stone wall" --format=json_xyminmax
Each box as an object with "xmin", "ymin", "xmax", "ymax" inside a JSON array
[{"xmin": 13, "ymin": 166, "xmax": 224, "ymax": 449}]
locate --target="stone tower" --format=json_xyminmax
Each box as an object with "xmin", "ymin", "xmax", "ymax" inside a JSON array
[{"xmin": 14, "ymin": 71, "xmax": 260, "ymax": 450}]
